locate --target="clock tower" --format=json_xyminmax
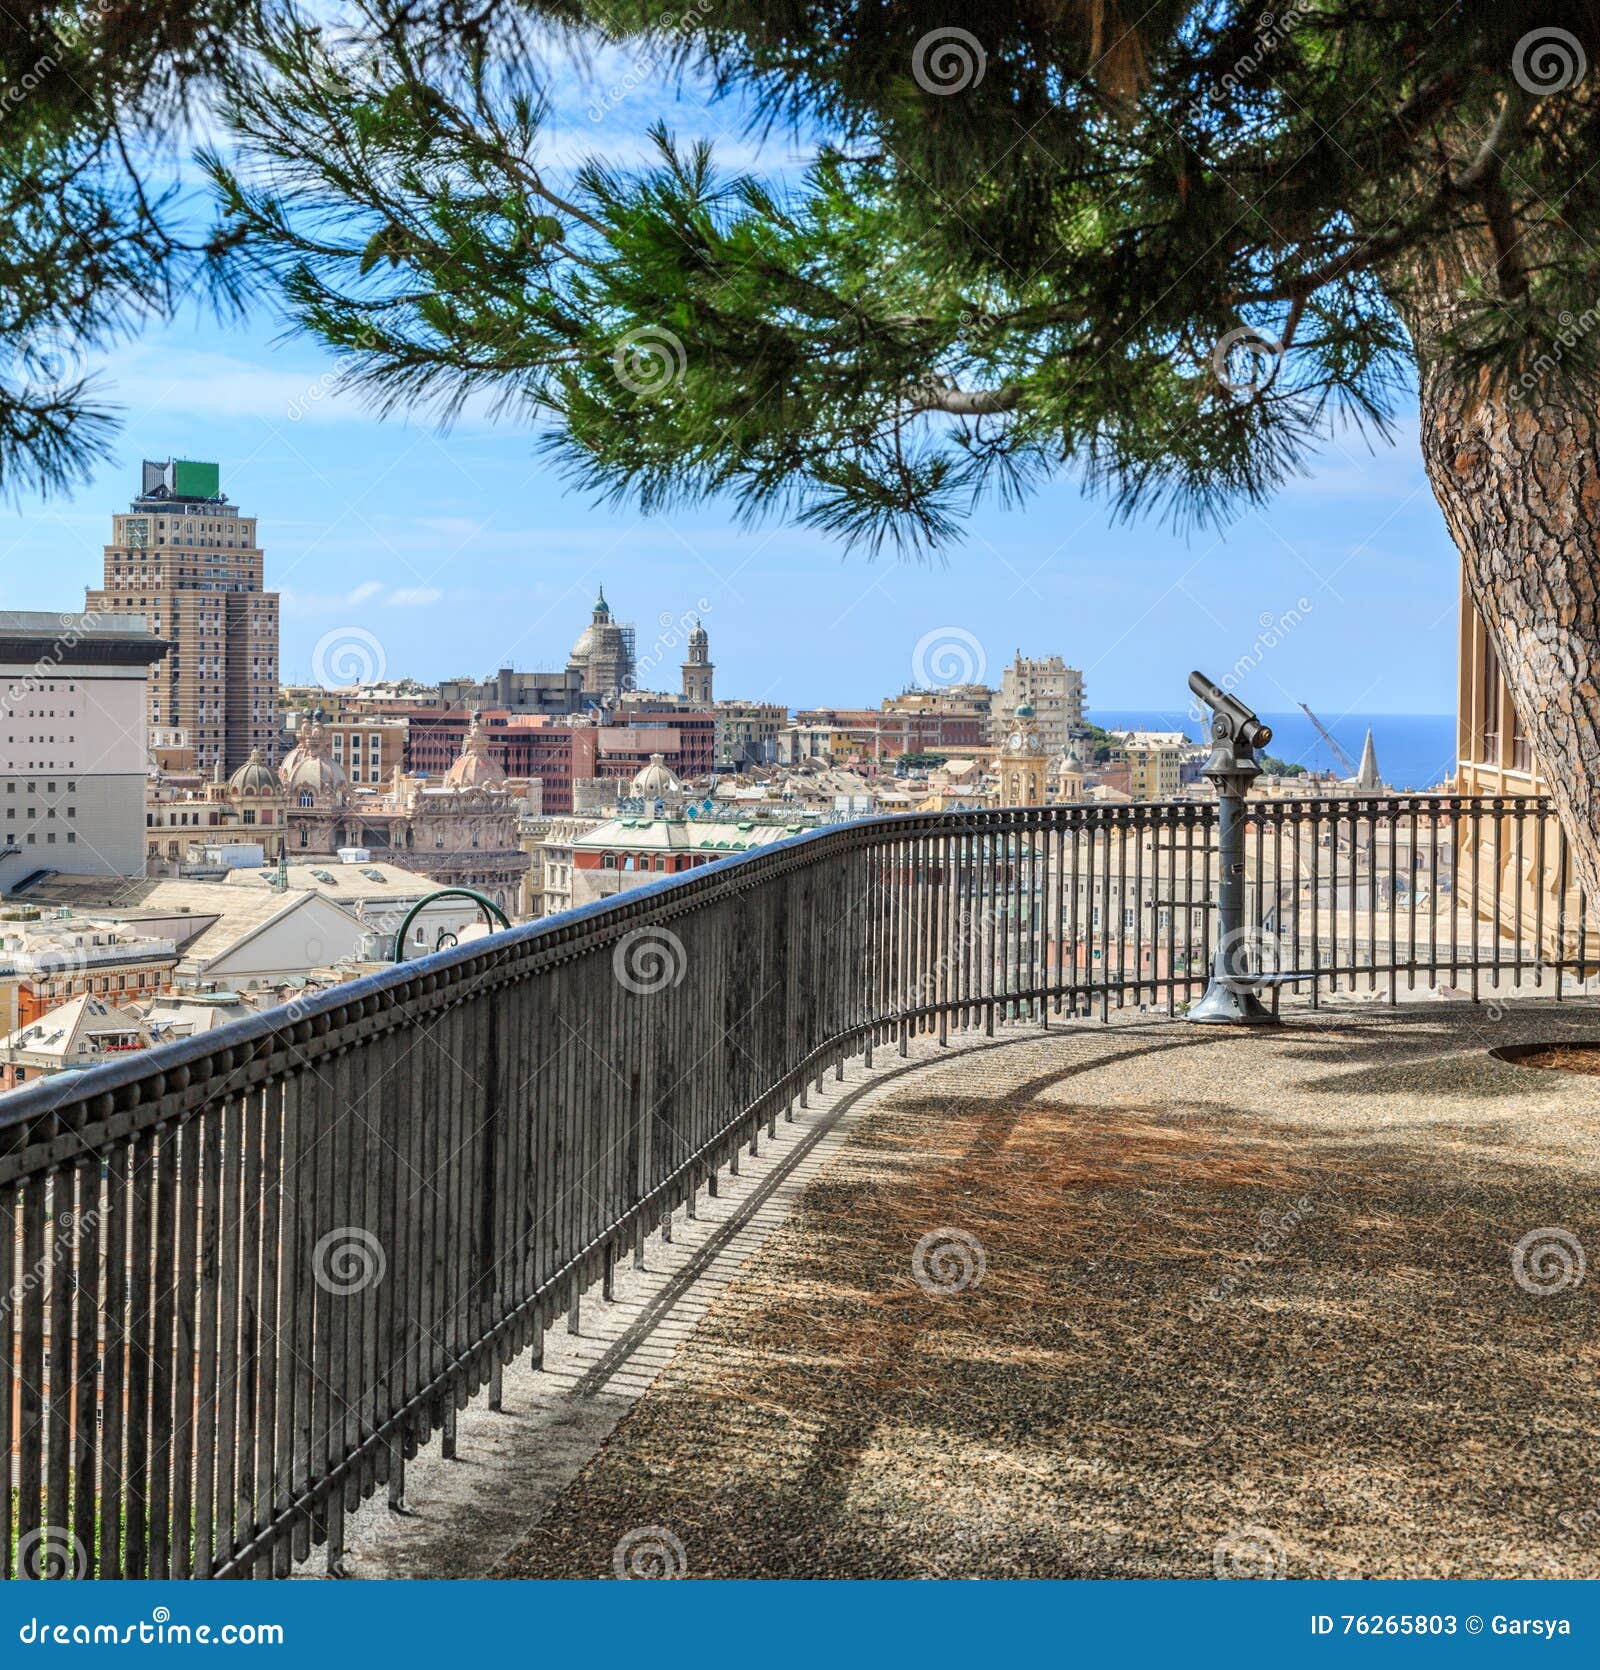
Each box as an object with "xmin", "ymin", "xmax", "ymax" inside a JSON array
[{"xmin": 998, "ymin": 702, "xmax": 1047, "ymax": 807}]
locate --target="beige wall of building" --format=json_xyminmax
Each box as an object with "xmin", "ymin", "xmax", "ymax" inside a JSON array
[
  {"xmin": 1116, "ymin": 739, "xmax": 1184, "ymax": 802},
  {"xmin": 994, "ymin": 655, "xmax": 1084, "ymax": 754},
  {"xmin": 1455, "ymin": 574, "xmax": 1577, "ymax": 959}
]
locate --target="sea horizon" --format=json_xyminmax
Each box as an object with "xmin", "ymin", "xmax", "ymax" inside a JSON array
[{"xmin": 1089, "ymin": 707, "xmax": 1458, "ymax": 792}]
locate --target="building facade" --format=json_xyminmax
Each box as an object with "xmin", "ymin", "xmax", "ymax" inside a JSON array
[
  {"xmin": 1113, "ymin": 735, "xmax": 1185, "ymax": 802},
  {"xmin": 85, "ymin": 459, "xmax": 279, "ymax": 774},
  {"xmin": 714, "ymin": 700, "xmax": 787, "ymax": 769},
  {"xmin": 994, "ymin": 654, "xmax": 1085, "ymax": 755},
  {"xmin": 1455, "ymin": 578, "xmax": 1569, "ymax": 960},
  {"xmin": 1, "ymin": 610, "xmax": 166, "ymax": 885}
]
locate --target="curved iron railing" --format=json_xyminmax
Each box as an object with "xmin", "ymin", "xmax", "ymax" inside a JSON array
[{"xmin": 0, "ymin": 793, "xmax": 1584, "ymax": 1579}]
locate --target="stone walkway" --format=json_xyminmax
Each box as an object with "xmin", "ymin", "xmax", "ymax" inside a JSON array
[{"xmin": 339, "ymin": 999, "xmax": 1600, "ymax": 1581}]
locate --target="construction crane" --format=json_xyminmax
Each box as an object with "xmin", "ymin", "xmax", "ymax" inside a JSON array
[{"xmin": 1298, "ymin": 703, "xmax": 1358, "ymax": 777}]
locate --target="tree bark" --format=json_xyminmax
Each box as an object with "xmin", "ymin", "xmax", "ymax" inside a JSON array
[{"xmin": 1395, "ymin": 251, "xmax": 1600, "ymax": 907}]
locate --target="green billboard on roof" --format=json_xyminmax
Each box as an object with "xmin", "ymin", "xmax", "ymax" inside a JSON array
[{"xmin": 171, "ymin": 459, "xmax": 220, "ymax": 499}]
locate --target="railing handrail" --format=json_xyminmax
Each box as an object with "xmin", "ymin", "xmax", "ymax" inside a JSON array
[
  {"xmin": 0, "ymin": 790, "xmax": 1558, "ymax": 1141},
  {"xmin": 0, "ymin": 786, "xmax": 1582, "ymax": 1583}
]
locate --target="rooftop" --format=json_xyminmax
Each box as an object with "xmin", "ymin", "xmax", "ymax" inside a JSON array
[{"xmin": 572, "ymin": 817, "xmax": 808, "ymax": 853}]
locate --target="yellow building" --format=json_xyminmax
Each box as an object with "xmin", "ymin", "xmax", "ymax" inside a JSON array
[
  {"xmin": 1455, "ymin": 576, "xmax": 1576, "ymax": 961},
  {"xmin": 1456, "ymin": 590, "xmax": 1539, "ymax": 797},
  {"xmin": 996, "ymin": 703, "xmax": 1048, "ymax": 807},
  {"xmin": 1113, "ymin": 734, "xmax": 1184, "ymax": 802}
]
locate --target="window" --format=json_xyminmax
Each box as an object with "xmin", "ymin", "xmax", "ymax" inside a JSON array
[{"xmin": 1479, "ymin": 631, "xmax": 1502, "ymax": 763}]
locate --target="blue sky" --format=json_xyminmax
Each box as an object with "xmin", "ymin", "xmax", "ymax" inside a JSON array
[{"xmin": 0, "ymin": 36, "xmax": 1463, "ymax": 720}]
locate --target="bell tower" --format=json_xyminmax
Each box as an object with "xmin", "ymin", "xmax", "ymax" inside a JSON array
[{"xmin": 681, "ymin": 618, "xmax": 714, "ymax": 706}]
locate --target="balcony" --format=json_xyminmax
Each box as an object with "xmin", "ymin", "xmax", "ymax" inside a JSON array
[{"xmin": 0, "ymin": 793, "xmax": 1595, "ymax": 1580}]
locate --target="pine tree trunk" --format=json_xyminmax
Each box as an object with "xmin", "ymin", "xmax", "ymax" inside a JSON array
[{"xmin": 1398, "ymin": 256, "xmax": 1600, "ymax": 907}]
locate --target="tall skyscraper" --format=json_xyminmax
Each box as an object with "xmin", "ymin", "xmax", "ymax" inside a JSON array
[{"xmin": 86, "ymin": 460, "xmax": 280, "ymax": 774}]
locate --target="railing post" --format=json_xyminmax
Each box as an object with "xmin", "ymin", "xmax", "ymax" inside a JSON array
[{"xmin": 1186, "ymin": 670, "xmax": 1279, "ymax": 1026}]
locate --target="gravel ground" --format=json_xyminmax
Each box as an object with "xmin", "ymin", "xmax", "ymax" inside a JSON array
[{"xmin": 497, "ymin": 1002, "xmax": 1600, "ymax": 1581}]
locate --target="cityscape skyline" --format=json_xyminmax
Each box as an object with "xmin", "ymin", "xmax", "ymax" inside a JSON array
[{"xmin": 0, "ymin": 314, "xmax": 1460, "ymax": 720}]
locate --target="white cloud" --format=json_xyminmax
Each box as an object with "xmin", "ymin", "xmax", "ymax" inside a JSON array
[{"xmin": 387, "ymin": 586, "xmax": 443, "ymax": 607}]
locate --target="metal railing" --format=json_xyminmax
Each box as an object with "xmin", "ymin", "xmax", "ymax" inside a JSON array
[{"xmin": 0, "ymin": 792, "xmax": 1587, "ymax": 1580}]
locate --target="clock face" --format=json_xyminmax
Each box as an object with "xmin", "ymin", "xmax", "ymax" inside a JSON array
[
  {"xmin": 128, "ymin": 519, "xmax": 149, "ymax": 549},
  {"xmin": 1009, "ymin": 732, "xmax": 1023, "ymax": 749}
]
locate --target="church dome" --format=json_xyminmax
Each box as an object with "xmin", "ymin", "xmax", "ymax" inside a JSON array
[
  {"xmin": 229, "ymin": 747, "xmax": 281, "ymax": 797},
  {"xmin": 630, "ymin": 753, "xmax": 683, "ymax": 799},
  {"xmin": 445, "ymin": 714, "xmax": 507, "ymax": 789},
  {"xmin": 279, "ymin": 723, "xmax": 347, "ymax": 798},
  {"xmin": 570, "ymin": 585, "xmax": 614, "ymax": 664}
]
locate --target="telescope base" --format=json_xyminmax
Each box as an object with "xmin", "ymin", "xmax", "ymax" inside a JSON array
[{"xmin": 1188, "ymin": 981, "xmax": 1280, "ymax": 1026}]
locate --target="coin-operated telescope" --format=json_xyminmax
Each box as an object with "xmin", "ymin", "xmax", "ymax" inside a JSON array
[{"xmin": 1186, "ymin": 670, "xmax": 1278, "ymax": 1026}]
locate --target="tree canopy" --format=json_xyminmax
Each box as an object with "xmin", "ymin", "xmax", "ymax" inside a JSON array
[
  {"xmin": 0, "ymin": 1, "xmax": 256, "ymax": 499},
  {"xmin": 4, "ymin": 1, "xmax": 1599, "ymax": 552},
  {"xmin": 194, "ymin": 0, "xmax": 1600, "ymax": 552}
]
